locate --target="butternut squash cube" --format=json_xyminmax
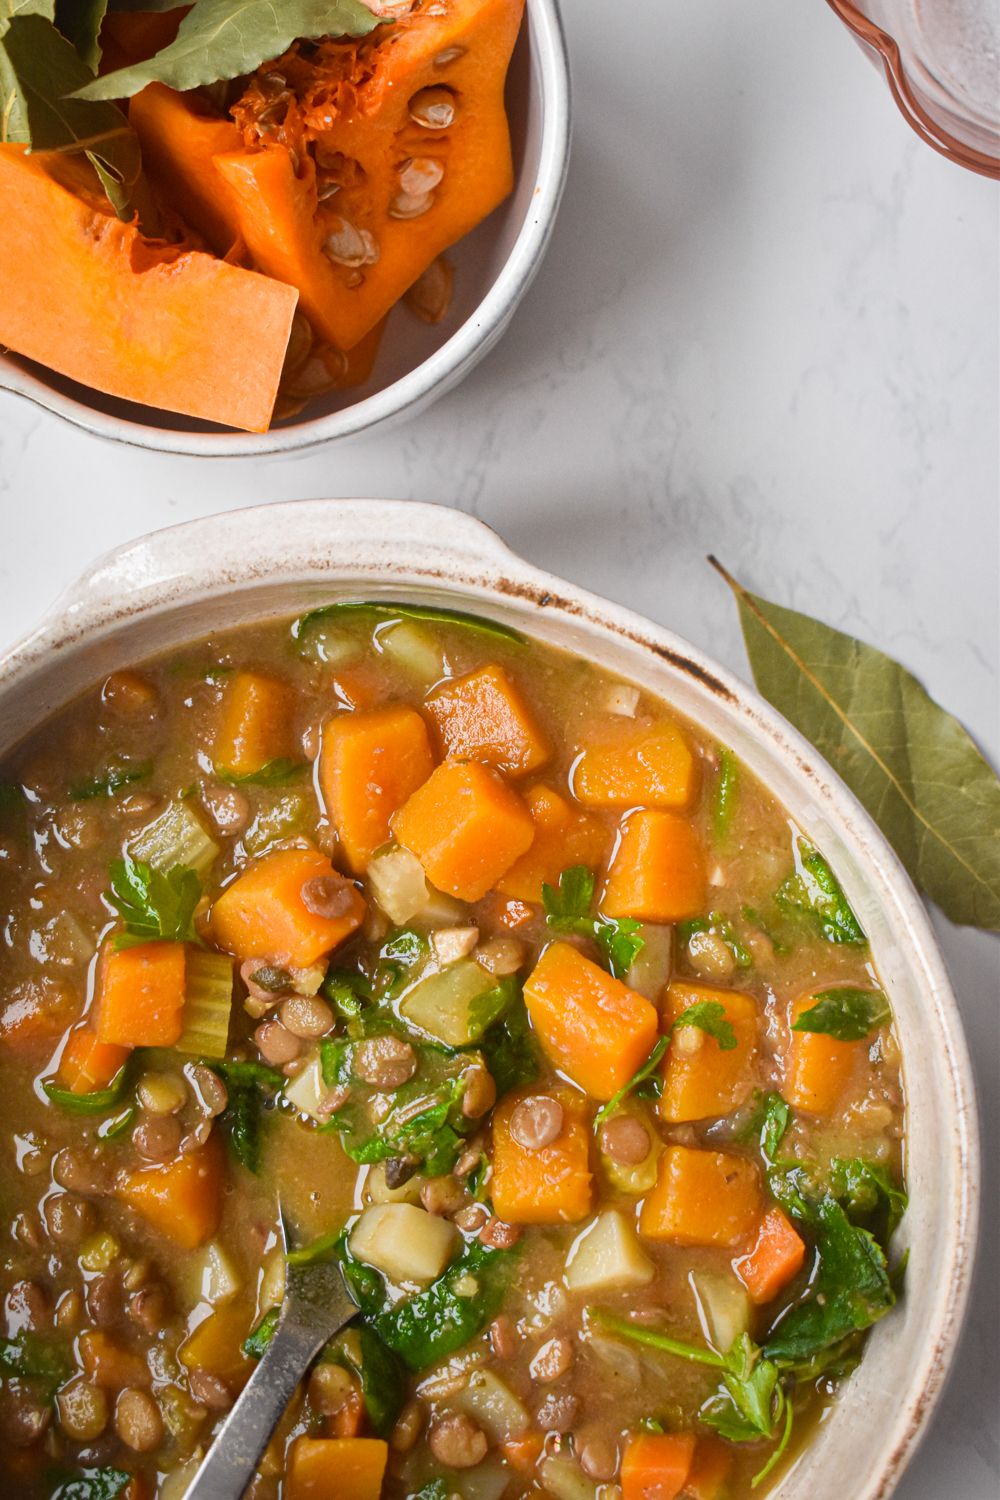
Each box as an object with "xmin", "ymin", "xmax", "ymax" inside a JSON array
[
  {"xmin": 393, "ymin": 758, "xmax": 534, "ymax": 902},
  {"xmin": 524, "ymin": 942, "xmax": 659, "ymax": 1102},
  {"xmin": 426, "ymin": 663, "xmax": 550, "ymax": 776},
  {"xmin": 492, "ymin": 1087, "xmax": 592, "ymax": 1225},
  {"xmin": 497, "ymin": 785, "xmax": 607, "ymax": 903},
  {"xmin": 574, "ymin": 722, "xmax": 698, "ymax": 809},
  {"xmin": 118, "ymin": 1138, "xmax": 223, "ymax": 1250},
  {"xmin": 319, "ymin": 705, "xmax": 435, "ymax": 874},
  {"xmin": 785, "ymin": 992, "xmax": 863, "ymax": 1115},
  {"xmin": 659, "ymin": 982, "xmax": 759, "ymax": 1123},
  {"xmin": 210, "ymin": 847, "xmax": 365, "ymax": 967},
  {"xmin": 287, "ymin": 1437, "xmax": 388, "ymax": 1500},
  {"xmin": 602, "ymin": 810, "xmax": 707, "ymax": 923},
  {"xmin": 639, "ymin": 1146, "xmax": 761, "ymax": 1248},
  {"xmin": 213, "ymin": 671, "xmax": 295, "ymax": 779}
]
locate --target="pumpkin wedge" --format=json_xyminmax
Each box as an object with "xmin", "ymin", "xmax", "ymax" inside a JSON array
[
  {"xmin": 128, "ymin": 0, "xmax": 525, "ymax": 350},
  {"xmin": 0, "ymin": 147, "xmax": 297, "ymax": 433}
]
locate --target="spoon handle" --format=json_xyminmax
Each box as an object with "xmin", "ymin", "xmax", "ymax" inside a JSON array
[{"xmin": 187, "ymin": 1314, "xmax": 328, "ymax": 1500}]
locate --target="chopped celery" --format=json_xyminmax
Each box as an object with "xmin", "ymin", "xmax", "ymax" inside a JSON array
[
  {"xmin": 399, "ymin": 964, "xmax": 515, "ymax": 1048},
  {"xmin": 243, "ymin": 793, "xmax": 312, "ymax": 857},
  {"xmin": 175, "ymin": 949, "xmax": 234, "ymax": 1058},
  {"xmin": 129, "ymin": 799, "xmax": 219, "ymax": 877},
  {"xmin": 599, "ymin": 1102, "xmax": 662, "ymax": 1195}
]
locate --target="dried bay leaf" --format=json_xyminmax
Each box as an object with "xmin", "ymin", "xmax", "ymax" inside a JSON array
[
  {"xmin": 55, "ymin": 0, "xmax": 109, "ymax": 70},
  {"xmin": 76, "ymin": 0, "xmax": 381, "ymax": 99},
  {"xmin": 712, "ymin": 559, "xmax": 1000, "ymax": 930}
]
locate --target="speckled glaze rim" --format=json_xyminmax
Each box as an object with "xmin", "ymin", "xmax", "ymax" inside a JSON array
[
  {"xmin": 0, "ymin": 0, "xmax": 571, "ymax": 457},
  {"xmin": 0, "ymin": 500, "xmax": 980, "ymax": 1499},
  {"xmin": 826, "ymin": 0, "xmax": 1000, "ymax": 179}
]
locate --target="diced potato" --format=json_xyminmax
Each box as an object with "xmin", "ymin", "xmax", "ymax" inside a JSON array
[
  {"xmin": 350, "ymin": 1204, "xmax": 457, "ymax": 1284},
  {"xmin": 378, "ymin": 620, "xmax": 444, "ymax": 682},
  {"xmin": 689, "ymin": 1271, "xmax": 750, "ymax": 1355},
  {"xmin": 363, "ymin": 1162, "xmax": 424, "ymax": 1207},
  {"xmin": 623, "ymin": 924, "xmax": 674, "ymax": 1003},
  {"xmin": 283, "ymin": 1052, "xmax": 327, "ymax": 1121},
  {"xmin": 198, "ymin": 1240, "xmax": 243, "ymax": 1305},
  {"xmin": 540, "ymin": 1457, "xmax": 598, "ymax": 1500},
  {"xmin": 258, "ymin": 1247, "xmax": 286, "ymax": 1314},
  {"xmin": 367, "ymin": 844, "xmax": 430, "ymax": 924},
  {"xmin": 564, "ymin": 1211, "xmax": 654, "ymax": 1294},
  {"xmin": 454, "ymin": 1367, "xmax": 531, "ymax": 1441},
  {"xmin": 398, "ymin": 958, "xmax": 505, "ymax": 1047}
]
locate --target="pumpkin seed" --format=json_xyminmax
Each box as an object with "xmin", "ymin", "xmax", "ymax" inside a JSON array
[
  {"xmin": 317, "ymin": 178, "xmax": 341, "ymax": 202},
  {"xmin": 323, "ymin": 217, "xmax": 369, "ymax": 267},
  {"xmin": 435, "ymin": 45, "xmax": 465, "ymax": 65},
  {"xmin": 404, "ymin": 255, "xmax": 453, "ymax": 324},
  {"xmin": 399, "ymin": 156, "xmax": 444, "ymax": 195},
  {"xmin": 408, "ymin": 86, "xmax": 456, "ymax": 129},
  {"xmin": 390, "ymin": 190, "xmax": 434, "ymax": 219}
]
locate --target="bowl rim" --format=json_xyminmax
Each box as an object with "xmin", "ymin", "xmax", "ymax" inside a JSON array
[
  {"xmin": 0, "ymin": 497, "xmax": 981, "ymax": 1498},
  {"xmin": 0, "ymin": 0, "xmax": 572, "ymax": 457}
]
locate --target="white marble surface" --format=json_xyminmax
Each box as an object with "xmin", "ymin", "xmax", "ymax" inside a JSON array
[{"xmin": 0, "ymin": 0, "xmax": 997, "ymax": 1493}]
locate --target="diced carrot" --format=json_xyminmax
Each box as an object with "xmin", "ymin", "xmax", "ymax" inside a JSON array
[
  {"xmin": 393, "ymin": 758, "xmax": 534, "ymax": 902},
  {"xmin": 639, "ymin": 1146, "xmax": 761, "ymax": 1248},
  {"xmin": 0, "ymin": 978, "xmax": 79, "ymax": 1049},
  {"xmin": 58, "ymin": 1027, "xmax": 130, "ymax": 1094},
  {"xmin": 319, "ymin": 706, "xmax": 435, "ymax": 874},
  {"xmin": 211, "ymin": 846, "xmax": 365, "ymax": 967},
  {"xmin": 330, "ymin": 1389, "xmax": 365, "ymax": 1437},
  {"xmin": 734, "ymin": 1208, "xmax": 807, "ymax": 1305},
  {"xmin": 491, "ymin": 1086, "xmax": 593, "ymax": 1224},
  {"xmin": 622, "ymin": 1431, "xmax": 696, "ymax": 1500},
  {"xmin": 118, "ymin": 1137, "xmax": 223, "ymax": 1249},
  {"xmin": 496, "ymin": 784, "xmax": 607, "ymax": 902},
  {"xmin": 286, "ymin": 1437, "xmax": 388, "ymax": 1500},
  {"xmin": 574, "ymin": 722, "xmax": 698, "ymax": 809},
  {"xmin": 659, "ymin": 982, "xmax": 758, "ymax": 1123},
  {"xmin": 426, "ymin": 663, "xmax": 551, "ymax": 776},
  {"xmin": 213, "ymin": 670, "xmax": 295, "ymax": 778},
  {"xmin": 95, "ymin": 941, "xmax": 186, "ymax": 1048},
  {"xmin": 602, "ymin": 811, "xmax": 706, "ymax": 923},
  {"xmin": 785, "ymin": 992, "xmax": 862, "ymax": 1116},
  {"xmin": 683, "ymin": 1437, "xmax": 733, "ymax": 1499},
  {"xmin": 502, "ymin": 1434, "xmax": 545, "ymax": 1473},
  {"xmin": 179, "ymin": 1302, "xmax": 253, "ymax": 1386},
  {"xmin": 523, "ymin": 942, "xmax": 659, "ymax": 1102},
  {"xmin": 79, "ymin": 1329, "xmax": 151, "ymax": 1390}
]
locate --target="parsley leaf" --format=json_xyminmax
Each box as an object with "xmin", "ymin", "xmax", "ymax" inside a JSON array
[
  {"xmin": 792, "ymin": 988, "xmax": 891, "ymax": 1042},
  {"xmin": 542, "ymin": 865, "xmax": 645, "ymax": 976},
  {"xmin": 49, "ymin": 1468, "xmax": 132, "ymax": 1500},
  {"xmin": 827, "ymin": 1157, "xmax": 908, "ymax": 1240},
  {"xmin": 107, "ymin": 855, "xmax": 202, "ymax": 949},
  {"xmin": 775, "ymin": 846, "xmax": 866, "ymax": 945},
  {"xmin": 243, "ymin": 1305, "xmax": 280, "ymax": 1359},
  {"xmin": 594, "ymin": 1036, "xmax": 669, "ymax": 1126},
  {"xmin": 672, "ymin": 1000, "xmax": 737, "ymax": 1050}
]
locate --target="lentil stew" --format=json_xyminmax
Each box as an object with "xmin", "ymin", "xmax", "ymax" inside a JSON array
[{"xmin": 0, "ymin": 602, "xmax": 907, "ymax": 1500}]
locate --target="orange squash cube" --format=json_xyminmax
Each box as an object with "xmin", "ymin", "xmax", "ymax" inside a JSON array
[
  {"xmin": 734, "ymin": 1208, "xmax": 807, "ymax": 1305},
  {"xmin": 213, "ymin": 670, "xmax": 295, "ymax": 778},
  {"xmin": 58, "ymin": 1028, "xmax": 130, "ymax": 1093},
  {"xmin": 118, "ymin": 1138, "xmax": 223, "ymax": 1249},
  {"xmin": 426, "ymin": 663, "xmax": 550, "ymax": 776},
  {"xmin": 491, "ymin": 1086, "xmax": 592, "ymax": 1224},
  {"xmin": 392, "ymin": 758, "xmax": 534, "ymax": 902},
  {"xmin": 96, "ymin": 940, "xmax": 186, "ymax": 1048},
  {"xmin": 684, "ymin": 1438, "xmax": 733, "ymax": 1500},
  {"xmin": 79, "ymin": 1330, "xmax": 151, "ymax": 1391},
  {"xmin": 286, "ymin": 1437, "xmax": 388, "ymax": 1500},
  {"xmin": 496, "ymin": 785, "xmax": 607, "ymax": 903},
  {"xmin": 319, "ymin": 706, "xmax": 435, "ymax": 874},
  {"xmin": 211, "ymin": 847, "xmax": 365, "ymax": 967},
  {"xmin": 524, "ymin": 942, "xmax": 659, "ymax": 1102},
  {"xmin": 602, "ymin": 810, "xmax": 707, "ymax": 922},
  {"xmin": 573, "ymin": 722, "xmax": 698, "ymax": 809},
  {"xmin": 785, "ymin": 992, "xmax": 862, "ymax": 1116},
  {"xmin": 639, "ymin": 1145, "xmax": 761, "ymax": 1248},
  {"xmin": 659, "ymin": 982, "xmax": 759, "ymax": 1123},
  {"xmin": 179, "ymin": 1302, "xmax": 254, "ymax": 1386}
]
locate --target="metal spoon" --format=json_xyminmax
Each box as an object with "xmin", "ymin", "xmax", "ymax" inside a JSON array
[{"xmin": 188, "ymin": 1212, "xmax": 358, "ymax": 1500}]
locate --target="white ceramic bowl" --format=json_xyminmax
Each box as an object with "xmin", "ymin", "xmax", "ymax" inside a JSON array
[
  {"xmin": 0, "ymin": 0, "xmax": 571, "ymax": 458},
  {"xmin": 0, "ymin": 499, "xmax": 979, "ymax": 1498}
]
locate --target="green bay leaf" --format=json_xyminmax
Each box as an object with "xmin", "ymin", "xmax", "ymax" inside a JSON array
[
  {"xmin": 55, "ymin": 0, "xmax": 109, "ymax": 70},
  {"xmin": 712, "ymin": 559, "xmax": 1000, "ymax": 930},
  {"xmin": 75, "ymin": 0, "xmax": 382, "ymax": 99}
]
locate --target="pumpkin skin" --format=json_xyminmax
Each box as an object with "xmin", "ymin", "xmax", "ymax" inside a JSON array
[
  {"xmin": 0, "ymin": 147, "xmax": 298, "ymax": 433},
  {"xmin": 128, "ymin": 0, "xmax": 525, "ymax": 350}
]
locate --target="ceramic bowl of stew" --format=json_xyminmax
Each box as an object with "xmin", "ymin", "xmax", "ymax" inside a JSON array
[
  {"xmin": 0, "ymin": 0, "xmax": 571, "ymax": 458},
  {"xmin": 0, "ymin": 500, "xmax": 978, "ymax": 1500}
]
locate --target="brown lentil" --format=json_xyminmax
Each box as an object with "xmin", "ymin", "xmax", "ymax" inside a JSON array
[
  {"xmin": 132, "ymin": 1113, "xmax": 183, "ymax": 1162},
  {"xmin": 428, "ymin": 1411, "xmax": 488, "ymax": 1468},
  {"xmin": 115, "ymin": 1387, "xmax": 164, "ymax": 1452},
  {"xmin": 188, "ymin": 1369, "xmax": 233, "ymax": 1410},
  {"xmin": 254, "ymin": 1019, "xmax": 303, "ymax": 1066},
  {"xmin": 44, "ymin": 1192, "xmax": 96, "ymax": 1246},
  {"xmin": 300, "ymin": 874, "xmax": 356, "ymax": 918},
  {"xmin": 530, "ymin": 1335, "xmax": 573, "ymax": 1383},
  {"xmin": 598, "ymin": 1115, "xmax": 651, "ymax": 1165},
  {"xmin": 354, "ymin": 1034, "xmax": 417, "ymax": 1090},
  {"xmin": 279, "ymin": 993, "xmax": 334, "ymax": 1039},
  {"xmin": 57, "ymin": 1378, "xmax": 109, "ymax": 1442},
  {"xmin": 479, "ymin": 1217, "xmax": 522, "ymax": 1250},
  {"xmin": 509, "ymin": 1095, "xmax": 563, "ymax": 1151}
]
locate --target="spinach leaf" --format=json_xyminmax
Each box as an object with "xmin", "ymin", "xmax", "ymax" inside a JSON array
[
  {"xmin": 594, "ymin": 1037, "xmax": 669, "ymax": 1126},
  {"xmin": 671, "ymin": 999, "xmax": 737, "ymax": 1051},
  {"xmin": 50, "ymin": 1469, "xmax": 131, "ymax": 1500},
  {"xmin": 677, "ymin": 912, "xmax": 752, "ymax": 969},
  {"xmin": 44, "ymin": 1060, "xmax": 132, "ymax": 1115},
  {"xmin": 76, "ymin": 0, "xmax": 381, "ymax": 97},
  {"xmin": 747, "ymin": 1091, "xmax": 791, "ymax": 1164},
  {"xmin": 376, "ymin": 928, "xmax": 429, "ymax": 998},
  {"xmin": 479, "ymin": 993, "xmax": 540, "ymax": 1098},
  {"xmin": 216, "ymin": 758, "xmax": 307, "ymax": 787},
  {"xmin": 322, "ymin": 967, "xmax": 373, "ymax": 1020},
  {"xmin": 0, "ymin": 1330, "xmax": 71, "ymax": 1396},
  {"xmin": 107, "ymin": 855, "xmax": 202, "ymax": 948},
  {"xmin": 543, "ymin": 865, "xmax": 645, "ymax": 976},
  {"xmin": 775, "ymin": 846, "xmax": 866, "ymax": 946},
  {"xmin": 712, "ymin": 747, "xmax": 738, "ymax": 843},
  {"xmin": 292, "ymin": 600, "xmax": 524, "ymax": 654},
  {"xmin": 242, "ymin": 1305, "xmax": 280, "ymax": 1359},
  {"xmin": 70, "ymin": 759, "xmax": 152, "ymax": 801},
  {"xmin": 792, "ymin": 988, "xmax": 890, "ymax": 1042},
  {"xmin": 208, "ymin": 1059, "xmax": 283, "ymax": 1175},
  {"xmin": 375, "ymin": 1239, "xmax": 519, "ymax": 1371}
]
